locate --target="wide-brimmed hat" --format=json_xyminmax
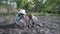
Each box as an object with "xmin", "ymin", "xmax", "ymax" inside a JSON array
[{"xmin": 18, "ymin": 9, "xmax": 26, "ymax": 15}]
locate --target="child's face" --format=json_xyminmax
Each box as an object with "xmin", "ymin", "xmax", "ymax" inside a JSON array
[{"xmin": 19, "ymin": 13, "xmax": 25, "ymax": 18}]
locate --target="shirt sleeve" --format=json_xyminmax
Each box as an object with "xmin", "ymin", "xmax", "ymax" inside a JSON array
[
  {"xmin": 25, "ymin": 16, "xmax": 29, "ymax": 25},
  {"xmin": 15, "ymin": 14, "xmax": 20, "ymax": 24},
  {"xmin": 32, "ymin": 16, "xmax": 38, "ymax": 23}
]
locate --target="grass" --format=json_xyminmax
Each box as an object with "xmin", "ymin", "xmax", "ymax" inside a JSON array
[
  {"xmin": 0, "ymin": 12, "xmax": 17, "ymax": 16},
  {"xmin": 0, "ymin": 12, "xmax": 60, "ymax": 16},
  {"xmin": 27, "ymin": 12, "xmax": 60, "ymax": 16}
]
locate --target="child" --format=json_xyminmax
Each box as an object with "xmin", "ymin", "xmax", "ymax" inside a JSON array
[
  {"xmin": 15, "ymin": 9, "xmax": 27, "ymax": 29},
  {"xmin": 27, "ymin": 13, "xmax": 38, "ymax": 28}
]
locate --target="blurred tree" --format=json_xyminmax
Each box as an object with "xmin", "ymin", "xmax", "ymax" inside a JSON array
[
  {"xmin": 12, "ymin": 0, "xmax": 33, "ymax": 11},
  {"xmin": 45, "ymin": 0, "xmax": 60, "ymax": 13},
  {"xmin": 0, "ymin": 0, "xmax": 60, "ymax": 14}
]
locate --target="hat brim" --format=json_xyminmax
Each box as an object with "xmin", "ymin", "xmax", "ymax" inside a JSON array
[{"xmin": 18, "ymin": 13, "xmax": 26, "ymax": 15}]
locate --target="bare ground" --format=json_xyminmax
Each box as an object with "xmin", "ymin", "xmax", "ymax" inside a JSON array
[{"xmin": 0, "ymin": 15, "xmax": 60, "ymax": 34}]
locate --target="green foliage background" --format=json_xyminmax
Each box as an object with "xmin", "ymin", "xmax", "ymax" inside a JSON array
[{"xmin": 0, "ymin": 0, "xmax": 60, "ymax": 16}]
